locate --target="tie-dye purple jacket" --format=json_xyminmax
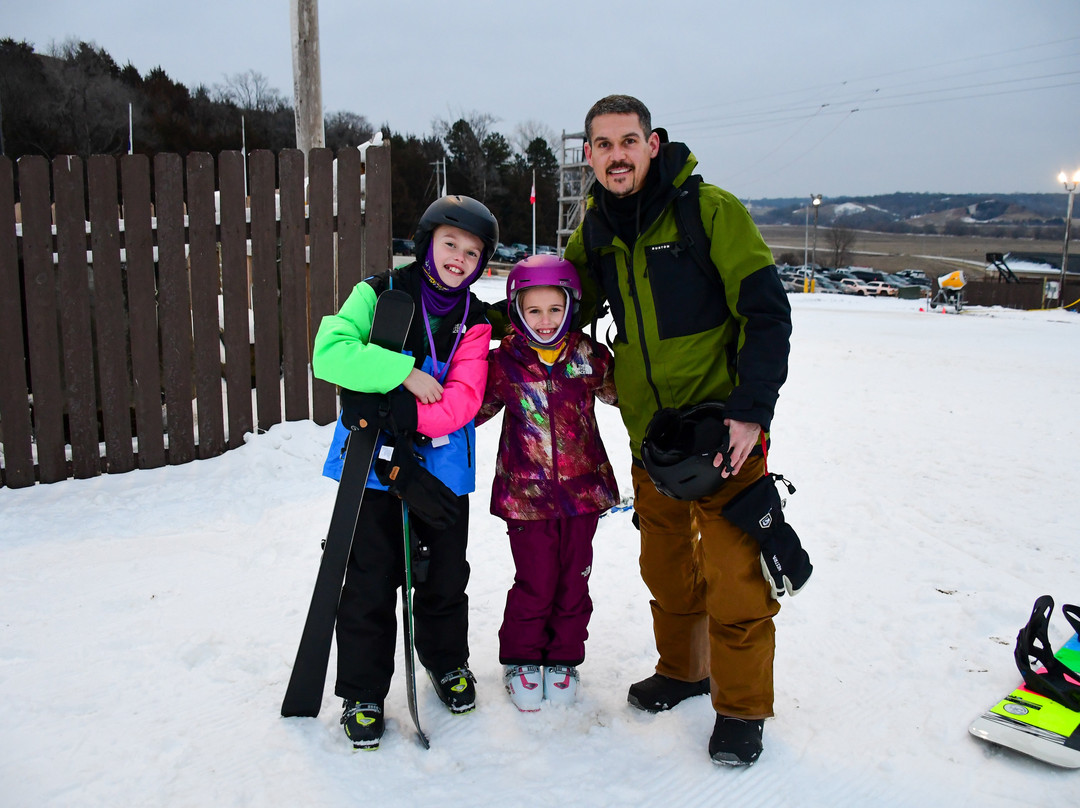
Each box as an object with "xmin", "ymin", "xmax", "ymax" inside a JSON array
[{"xmin": 476, "ymin": 331, "xmax": 620, "ymax": 521}]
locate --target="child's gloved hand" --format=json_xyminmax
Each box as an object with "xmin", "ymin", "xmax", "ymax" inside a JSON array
[
  {"xmin": 375, "ymin": 442, "xmax": 460, "ymax": 528},
  {"xmin": 340, "ymin": 388, "xmax": 417, "ymax": 436}
]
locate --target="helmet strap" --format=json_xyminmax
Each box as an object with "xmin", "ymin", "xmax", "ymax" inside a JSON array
[{"xmin": 514, "ymin": 287, "xmax": 573, "ymax": 346}]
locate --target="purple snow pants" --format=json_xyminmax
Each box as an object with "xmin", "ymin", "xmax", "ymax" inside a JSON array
[{"xmin": 498, "ymin": 512, "xmax": 600, "ymax": 667}]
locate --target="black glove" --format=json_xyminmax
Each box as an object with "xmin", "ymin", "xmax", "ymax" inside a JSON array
[
  {"xmin": 722, "ymin": 473, "xmax": 812, "ymax": 599},
  {"xmin": 374, "ymin": 440, "xmax": 460, "ymax": 529},
  {"xmin": 340, "ymin": 388, "xmax": 417, "ymax": 436}
]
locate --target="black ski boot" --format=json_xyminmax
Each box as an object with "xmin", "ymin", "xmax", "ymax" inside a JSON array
[
  {"xmin": 428, "ymin": 667, "xmax": 477, "ymax": 714},
  {"xmin": 340, "ymin": 700, "xmax": 384, "ymax": 750},
  {"xmin": 709, "ymin": 716, "xmax": 764, "ymax": 767},
  {"xmin": 627, "ymin": 673, "xmax": 710, "ymax": 712}
]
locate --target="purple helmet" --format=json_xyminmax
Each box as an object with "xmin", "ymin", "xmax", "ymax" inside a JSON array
[{"xmin": 506, "ymin": 255, "xmax": 582, "ymax": 345}]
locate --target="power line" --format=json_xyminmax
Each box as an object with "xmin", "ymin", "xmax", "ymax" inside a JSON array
[{"xmin": 659, "ymin": 35, "xmax": 1080, "ymax": 125}]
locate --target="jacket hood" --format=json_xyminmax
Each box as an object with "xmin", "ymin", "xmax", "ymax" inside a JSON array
[{"xmin": 588, "ymin": 141, "xmax": 699, "ymax": 237}]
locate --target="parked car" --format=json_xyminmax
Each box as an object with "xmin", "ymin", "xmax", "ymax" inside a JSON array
[
  {"xmin": 812, "ymin": 277, "xmax": 844, "ymax": 294},
  {"xmin": 840, "ymin": 278, "xmax": 872, "ymax": 295},
  {"xmin": 851, "ymin": 269, "xmax": 886, "ymax": 283},
  {"xmin": 894, "ymin": 271, "xmax": 930, "ymax": 288},
  {"xmin": 897, "ymin": 269, "xmax": 928, "ymax": 282},
  {"xmin": 493, "ymin": 244, "xmax": 520, "ymax": 263},
  {"xmin": 392, "ymin": 237, "xmax": 415, "ymax": 255},
  {"xmin": 865, "ymin": 280, "xmax": 898, "ymax": 297}
]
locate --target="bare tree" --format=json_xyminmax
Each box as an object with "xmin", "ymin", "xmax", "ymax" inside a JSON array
[
  {"xmin": 432, "ymin": 109, "xmax": 498, "ymax": 147},
  {"xmin": 46, "ymin": 39, "xmax": 130, "ymax": 158},
  {"xmin": 324, "ymin": 111, "xmax": 374, "ymax": 150},
  {"xmin": 826, "ymin": 224, "xmax": 857, "ymax": 269},
  {"xmin": 434, "ymin": 110, "xmax": 501, "ymax": 201},
  {"xmin": 215, "ymin": 70, "xmax": 286, "ymax": 112},
  {"xmin": 512, "ymin": 119, "xmax": 558, "ymax": 159}
]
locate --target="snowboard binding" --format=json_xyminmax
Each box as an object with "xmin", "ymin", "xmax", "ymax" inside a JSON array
[{"xmin": 1014, "ymin": 595, "xmax": 1080, "ymax": 712}]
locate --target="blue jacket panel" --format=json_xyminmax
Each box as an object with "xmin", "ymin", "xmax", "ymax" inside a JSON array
[{"xmin": 321, "ymin": 352, "xmax": 478, "ymax": 496}]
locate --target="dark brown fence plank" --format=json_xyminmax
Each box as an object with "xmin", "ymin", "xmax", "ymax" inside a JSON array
[
  {"xmin": 4, "ymin": 147, "xmax": 389, "ymax": 486},
  {"xmin": 218, "ymin": 151, "xmax": 253, "ymax": 448},
  {"xmin": 154, "ymin": 153, "xmax": 195, "ymax": 464},
  {"xmin": 337, "ymin": 148, "xmax": 364, "ymax": 300},
  {"xmin": 362, "ymin": 143, "xmax": 392, "ymax": 279},
  {"xmin": 279, "ymin": 149, "xmax": 309, "ymax": 422},
  {"xmin": 0, "ymin": 157, "xmax": 36, "ymax": 487},
  {"xmin": 186, "ymin": 152, "xmax": 226, "ymax": 459},
  {"xmin": 120, "ymin": 154, "xmax": 165, "ymax": 469},
  {"xmin": 19, "ymin": 156, "xmax": 67, "ymax": 482},
  {"xmin": 307, "ymin": 148, "xmax": 336, "ymax": 425},
  {"xmin": 87, "ymin": 156, "xmax": 135, "ymax": 474},
  {"xmin": 249, "ymin": 150, "xmax": 282, "ymax": 432},
  {"xmin": 53, "ymin": 156, "xmax": 100, "ymax": 479}
]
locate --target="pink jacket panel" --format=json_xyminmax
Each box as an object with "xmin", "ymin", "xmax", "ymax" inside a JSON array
[{"xmin": 415, "ymin": 321, "xmax": 492, "ymax": 439}]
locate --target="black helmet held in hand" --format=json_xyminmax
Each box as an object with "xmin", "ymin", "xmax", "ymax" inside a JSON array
[
  {"xmin": 412, "ymin": 195, "xmax": 499, "ymax": 270},
  {"xmin": 641, "ymin": 401, "xmax": 732, "ymax": 500}
]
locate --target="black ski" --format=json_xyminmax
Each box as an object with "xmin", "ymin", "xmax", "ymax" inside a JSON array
[
  {"xmin": 401, "ymin": 504, "xmax": 430, "ymax": 748},
  {"xmin": 281, "ymin": 288, "xmax": 414, "ymax": 718}
]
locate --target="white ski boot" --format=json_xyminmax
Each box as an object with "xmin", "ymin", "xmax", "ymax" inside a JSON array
[
  {"xmin": 503, "ymin": 664, "xmax": 544, "ymax": 712},
  {"xmin": 543, "ymin": 665, "xmax": 579, "ymax": 706}
]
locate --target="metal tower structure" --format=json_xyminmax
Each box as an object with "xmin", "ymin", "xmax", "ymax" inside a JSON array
[{"xmin": 557, "ymin": 130, "xmax": 593, "ymax": 253}]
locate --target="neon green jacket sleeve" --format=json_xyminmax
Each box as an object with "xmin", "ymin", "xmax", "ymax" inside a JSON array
[{"xmin": 311, "ymin": 281, "xmax": 416, "ymax": 392}]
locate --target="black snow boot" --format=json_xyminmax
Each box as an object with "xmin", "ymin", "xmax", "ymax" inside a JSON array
[
  {"xmin": 709, "ymin": 715, "xmax": 764, "ymax": 767},
  {"xmin": 627, "ymin": 673, "xmax": 710, "ymax": 712},
  {"xmin": 340, "ymin": 700, "xmax": 384, "ymax": 750},
  {"xmin": 428, "ymin": 667, "xmax": 477, "ymax": 714}
]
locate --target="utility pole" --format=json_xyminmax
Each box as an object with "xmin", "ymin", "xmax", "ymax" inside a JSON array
[
  {"xmin": 431, "ymin": 158, "xmax": 446, "ymax": 198},
  {"xmin": 290, "ymin": 0, "xmax": 325, "ymax": 170}
]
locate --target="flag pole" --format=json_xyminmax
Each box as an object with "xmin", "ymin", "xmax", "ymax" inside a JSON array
[{"xmin": 530, "ymin": 169, "xmax": 536, "ymax": 254}]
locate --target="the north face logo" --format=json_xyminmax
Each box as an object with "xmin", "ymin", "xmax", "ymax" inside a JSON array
[{"xmin": 758, "ymin": 511, "xmax": 773, "ymax": 530}]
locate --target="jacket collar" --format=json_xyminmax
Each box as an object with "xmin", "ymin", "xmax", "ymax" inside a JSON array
[{"xmin": 587, "ymin": 141, "xmax": 698, "ymax": 246}]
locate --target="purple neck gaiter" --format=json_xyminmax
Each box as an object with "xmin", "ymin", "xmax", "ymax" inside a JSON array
[{"xmin": 420, "ymin": 242, "xmax": 484, "ymax": 317}]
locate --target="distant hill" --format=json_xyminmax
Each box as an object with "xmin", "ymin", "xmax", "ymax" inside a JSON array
[{"xmin": 746, "ymin": 192, "xmax": 1069, "ymax": 240}]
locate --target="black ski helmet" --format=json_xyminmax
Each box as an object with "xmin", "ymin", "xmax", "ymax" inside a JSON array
[
  {"xmin": 413, "ymin": 195, "xmax": 499, "ymax": 273},
  {"xmin": 641, "ymin": 401, "xmax": 732, "ymax": 500}
]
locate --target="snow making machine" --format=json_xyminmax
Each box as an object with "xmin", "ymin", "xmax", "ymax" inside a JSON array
[{"xmin": 932, "ymin": 270, "xmax": 966, "ymax": 313}]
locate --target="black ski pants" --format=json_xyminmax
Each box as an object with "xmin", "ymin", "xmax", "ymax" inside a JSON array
[{"xmin": 334, "ymin": 488, "xmax": 471, "ymax": 703}]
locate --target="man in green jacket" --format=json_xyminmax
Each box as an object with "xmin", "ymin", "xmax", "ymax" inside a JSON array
[{"xmin": 563, "ymin": 94, "xmax": 792, "ymax": 766}]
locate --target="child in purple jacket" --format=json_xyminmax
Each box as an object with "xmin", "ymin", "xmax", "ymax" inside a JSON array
[{"xmin": 476, "ymin": 256, "xmax": 619, "ymax": 711}]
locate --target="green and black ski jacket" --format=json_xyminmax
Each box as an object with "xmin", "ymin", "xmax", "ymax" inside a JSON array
[{"xmin": 563, "ymin": 142, "xmax": 791, "ymax": 458}]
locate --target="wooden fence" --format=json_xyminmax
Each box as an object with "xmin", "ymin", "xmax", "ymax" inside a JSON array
[
  {"xmin": 0, "ymin": 145, "xmax": 392, "ymax": 488},
  {"xmin": 961, "ymin": 278, "xmax": 1073, "ymax": 310}
]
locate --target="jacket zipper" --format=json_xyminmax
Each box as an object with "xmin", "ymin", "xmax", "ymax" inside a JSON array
[
  {"xmin": 545, "ymin": 365, "xmax": 558, "ymax": 481},
  {"xmin": 625, "ymin": 250, "xmax": 662, "ymax": 411}
]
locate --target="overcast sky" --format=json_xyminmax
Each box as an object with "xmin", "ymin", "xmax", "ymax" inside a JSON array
[{"xmin": 6, "ymin": 0, "xmax": 1080, "ymax": 199}]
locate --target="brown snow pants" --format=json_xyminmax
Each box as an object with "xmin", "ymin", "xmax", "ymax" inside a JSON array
[{"xmin": 631, "ymin": 457, "xmax": 779, "ymax": 719}]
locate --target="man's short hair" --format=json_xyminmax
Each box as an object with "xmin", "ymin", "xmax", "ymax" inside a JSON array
[{"xmin": 585, "ymin": 95, "xmax": 652, "ymax": 143}]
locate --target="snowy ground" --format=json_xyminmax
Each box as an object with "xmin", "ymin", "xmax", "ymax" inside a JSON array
[{"xmin": 2, "ymin": 281, "xmax": 1078, "ymax": 806}]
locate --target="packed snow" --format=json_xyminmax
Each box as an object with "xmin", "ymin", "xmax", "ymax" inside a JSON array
[{"xmin": 2, "ymin": 281, "xmax": 1078, "ymax": 806}]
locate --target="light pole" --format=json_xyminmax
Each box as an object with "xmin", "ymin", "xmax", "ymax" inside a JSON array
[
  {"xmin": 803, "ymin": 202, "xmax": 810, "ymax": 270},
  {"xmin": 811, "ymin": 194, "xmax": 822, "ymax": 269},
  {"xmin": 1058, "ymin": 169, "xmax": 1080, "ymax": 307}
]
